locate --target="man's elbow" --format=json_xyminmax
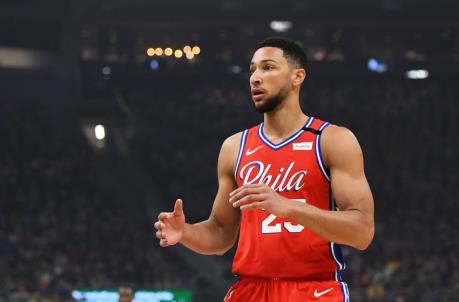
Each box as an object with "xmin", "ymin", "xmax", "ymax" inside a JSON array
[
  {"xmin": 214, "ymin": 242, "xmax": 235, "ymax": 256},
  {"xmin": 214, "ymin": 249, "xmax": 229, "ymax": 256},
  {"xmin": 354, "ymin": 224, "xmax": 375, "ymax": 251},
  {"xmin": 213, "ymin": 234, "xmax": 238, "ymax": 256}
]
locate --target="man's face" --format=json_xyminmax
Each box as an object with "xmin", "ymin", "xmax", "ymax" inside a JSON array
[
  {"xmin": 119, "ymin": 295, "xmax": 133, "ymax": 302},
  {"xmin": 119, "ymin": 288, "xmax": 133, "ymax": 302},
  {"xmin": 249, "ymin": 47, "xmax": 292, "ymax": 113}
]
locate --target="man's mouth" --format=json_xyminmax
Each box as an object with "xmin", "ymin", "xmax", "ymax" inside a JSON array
[{"xmin": 251, "ymin": 88, "xmax": 266, "ymax": 101}]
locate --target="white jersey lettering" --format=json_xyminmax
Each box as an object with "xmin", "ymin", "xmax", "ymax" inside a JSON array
[{"xmin": 239, "ymin": 161, "xmax": 307, "ymax": 192}]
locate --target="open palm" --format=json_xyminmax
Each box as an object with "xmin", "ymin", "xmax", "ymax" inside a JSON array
[{"xmin": 155, "ymin": 199, "xmax": 186, "ymax": 247}]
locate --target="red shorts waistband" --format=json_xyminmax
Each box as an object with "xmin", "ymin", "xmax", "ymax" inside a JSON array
[{"xmin": 238, "ymin": 272, "xmax": 335, "ymax": 282}]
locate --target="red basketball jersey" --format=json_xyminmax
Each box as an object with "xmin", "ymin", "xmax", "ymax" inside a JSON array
[{"xmin": 232, "ymin": 117, "xmax": 346, "ymax": 282}]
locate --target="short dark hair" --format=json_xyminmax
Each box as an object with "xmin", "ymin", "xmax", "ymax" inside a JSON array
[{"xmin": 256, "ymin": 37, "xmax": 308, "ymax": 69}]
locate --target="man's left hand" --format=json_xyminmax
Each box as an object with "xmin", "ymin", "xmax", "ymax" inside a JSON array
[{"xmin": 229, "ymin": 184, "xmax": 295, "ymax": 218}]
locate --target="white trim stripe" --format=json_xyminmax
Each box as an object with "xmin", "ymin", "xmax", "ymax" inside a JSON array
[
  {"xmin": 340, "ymin": 282, "xmax": 350, "ymax": 302},
  {"xmin": 344, "ymin": 282, "xmax": 350, "ymax": 302},
  {"xmin": 234, "ymin": 130, "xmax": 249, "ymax": 181},
  {"xmin": 258, "ymin": 124, "xmax": 303, "ymax": 149},
  {"xmin": 305, "ymin": 116, "xmax": 315, "ymax": 128},
  {"xmin": 258, "ymin": 117, "xmax": 315, "ymax": 150},
  {"xmin": 330, "ymin": 194, "xmax": 346, "ymax": 272},
  {"xmin": 315, "ymin": 122, "xmax": 331, "ymax": 181}
]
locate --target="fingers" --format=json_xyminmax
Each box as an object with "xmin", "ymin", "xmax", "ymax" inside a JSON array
[
  {"xmin": 155, "ymin": 221, "xmax": 170, "ymax": 247},
  {"xmin": 231, "ymin": 193, "xmax": 267, "ymax": 208},
  {"xmin": 159, "ymin": 239, "xmax": 169, "ymax": 247},
  {"xmin": 158, "ymin": 212, "xmax": 171, "ymax": 221},
  {"xmin": 155, "ymin": 229, "xmax": 165, "ymax": 239},
  {"xmin": 230, "ymin": 183, "xmax": 268, "ymax": 197},
  {"xmin": 173, "ymin": 199, "xmax": 183, "ymax": 216},
  {"xmin": 229, "ymin": 184, "xmax": 270, "ymax": 207},
  {"xmin": 229, "ymin": 185, "xmax": 268, "ymax": 202},
  {"xmin": 154, "ymin": 221, "xmax": 164, "ymax": 230},
  {"xmin": 155, "ymin": 199, "xmax": 184, "ymax": 247},
  {"xmin": 154, "ymin": 221, "xmax": 165, "ymax": 238},
  {"xmin": 240, "ymin": 201, "xmax": 266, "ymax": 211}
]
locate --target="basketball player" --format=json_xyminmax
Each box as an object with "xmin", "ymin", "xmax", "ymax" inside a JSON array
[{"xmin": 154, "ymin": 37, "xmax": 374, "ymax": 301}]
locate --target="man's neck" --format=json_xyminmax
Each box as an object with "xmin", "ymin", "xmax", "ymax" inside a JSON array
[{"xmin": 262, "ymin": 97, "xmax": 308, "ymax": 144}]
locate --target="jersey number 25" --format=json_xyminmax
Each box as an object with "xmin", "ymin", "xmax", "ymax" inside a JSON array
[{"xmin": 261, "ymin": 199, "xmax": 306, "ymax": 234}]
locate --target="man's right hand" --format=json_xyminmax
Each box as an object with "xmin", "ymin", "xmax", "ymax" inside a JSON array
[{"xmin": 154, "ymin": 199, "xmax": 186, "ymax": 247}]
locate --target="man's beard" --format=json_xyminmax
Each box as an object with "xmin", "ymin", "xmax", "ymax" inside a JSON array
[{"xmin": 254, "ymin": 84, "xmax": 290, "ymax": 113}]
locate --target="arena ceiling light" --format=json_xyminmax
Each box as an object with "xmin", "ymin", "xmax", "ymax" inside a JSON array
[
  {"xmin": 405, "ymin": 69, "xmax": 429, "ymax": 80},
  {"xmin": 174, "ymin": 49, "xmax": 183, "ymax": 58},
  {"xmin": 94, "ymin": 125, "xmax": 106, "ymax": 140},
  {"xmin": 150, "ymin": 59, "xmax": 159, "ymax": 71},
  {"xmin": 164, "ymin": 48, "xmax": 173, "ymax": 56},
  {"xmin": 270, "ymin": 21, "xmax": 292, "ymax": 33},
  {"xmin": 186, "ymin": 52, "xmax": 195, "ymax": 60},
  {"xmin": 147, "ymin": 48, "xmax": 155, "ymax": 57},
  {"xmin": 191, "ymin": 46, "xmax": 200, "ymax": 55},
  {"xmin": 367, "ymin": 58, "xmax": 387, "ymax": 73},
  {"xmin": 145, "ymin": 45, "xmax": 201, "ymax": 59}
]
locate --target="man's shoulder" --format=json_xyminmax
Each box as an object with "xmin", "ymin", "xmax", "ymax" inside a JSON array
[
  {"xmin": 222, "ymin": 131, "xmax": 243, "ymax": 150},
  {"xmin": 321, "ymin": 124, "xmax": 357, "ymax": 144},
  {"xmin": 218, "ymin": 131, "xmax": 246, "ymax": 173},
  {"xmin": 222, "ymin": 124, "xmax": 259, "ymax": 150},
  {"xmin": 321, "ymin": 124, "xmax": 363, "ymax": 167}
]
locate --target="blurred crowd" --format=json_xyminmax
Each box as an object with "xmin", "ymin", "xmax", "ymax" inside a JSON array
[
  {"xmin": 0, "ymin": 104, "xmax": 193, "ymax": 302},
  {"xmin": 1, "ymin": 72, "xmax": 459, "ymax": 301}
]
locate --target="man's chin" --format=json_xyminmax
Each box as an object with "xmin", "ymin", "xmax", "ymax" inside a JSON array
[{"xmin": 254, "ymin": 101, "xmax": 276, "ymax": 113}]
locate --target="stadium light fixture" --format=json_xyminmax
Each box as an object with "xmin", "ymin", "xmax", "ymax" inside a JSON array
[
  {"xmin": 155, "ymin": 48, "xmax": 164, "ymax": 56},
  {"xmin": 367, "ymin": 58, "xmax": 387, "ymax": 73},
  {"xmin": 164, "ymin": 48, "xmax": 173, "ymax": 56},
  {"xmin": 150, "ymin": 59, "xmax": 159, "ymax": 71},
  {"xmin": 270, "ymin": 21, "xmax": 292, "ymax": 33},
  {"xmin": 174, "ymin": 49, "xmax": 183, "ymax": 58},
  {"xmin": 191, "ymin": 46, "xmax": 201, "ymax": 55},
  {"xmin": 94, "ymin": 125, "xmax": 106, "ymax": 140},
  {"xmin": 186, "ymin": 52, "xmax": 195, "ymax": 60},
  {"xmin": 102, "ymin": 66, "xmax": 111, "ymax": 76},
  {"xmin": 147, "ymin": 48, "xmax": 155, "ymax": 56},
  {"xmin": 405, "ymin": 69, "xmax": 429, "ymax": 79}
]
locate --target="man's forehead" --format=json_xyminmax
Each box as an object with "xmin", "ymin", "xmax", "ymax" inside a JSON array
[{"xmin": 250, "ymin": 47, "xmax": 286, "ymax": 64}]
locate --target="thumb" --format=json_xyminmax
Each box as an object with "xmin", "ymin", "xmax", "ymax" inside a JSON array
[{"xmin": 173, "ymin": 199, "xmax": 183, "ymax": 216}]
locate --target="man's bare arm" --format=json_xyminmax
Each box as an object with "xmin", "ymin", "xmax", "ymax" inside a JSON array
[
  {"xmin": 155, "ymin": 133, "xmax": 242, "ymax": 255},
  {"xmin": 229, "ymin": 126, "xmax": 374, "ymax": 250},
  {"xmin": 285, "ymin": 126, "xmax": 374, "ymax": 249}
]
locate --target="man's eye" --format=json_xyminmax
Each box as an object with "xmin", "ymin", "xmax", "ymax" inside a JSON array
[{"xmin": 265, "ymin": 65, "xmax": 273, "ymax": 70}]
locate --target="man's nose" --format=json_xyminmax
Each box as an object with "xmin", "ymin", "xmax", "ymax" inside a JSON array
[{"xmin": 250, "ymin": 71, "xmax": 262, "ymax": 86}]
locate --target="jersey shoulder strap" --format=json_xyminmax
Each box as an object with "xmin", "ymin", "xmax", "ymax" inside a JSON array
[{"xmin": 302, "ymin": 117, "xmax": 330, "ymax": 135}]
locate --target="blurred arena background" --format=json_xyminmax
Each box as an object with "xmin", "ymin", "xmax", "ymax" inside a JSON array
[{"xmin": 1, "ymin": 0, "xmax": 459, "ymax": 301}]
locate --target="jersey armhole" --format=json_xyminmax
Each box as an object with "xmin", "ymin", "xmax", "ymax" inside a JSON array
[
  {"xmin": 234, "ymin": 129, "xmax": 249, "ymax": 182},
  {"xmin": 315, "ymin": 122, "xmax": 331, "ymax": 182}
]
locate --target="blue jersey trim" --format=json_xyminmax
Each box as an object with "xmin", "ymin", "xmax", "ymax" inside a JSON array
[
  {"xmin": 257, "ymin": 117, "xmax": 314, "ymax": 150},
  {"xmin": 234, "ymin": 130, "xmax": 249, "ymax": 181},
  {"xmin": 315, "ymin": 122, "xmax": 331, "ymax": 181},
  {"xmin": 332, "ymin": 243, "xmax": 346, "ymax": 270},
  {"xmin": 329, "ymin": 185, "xmax": 346, "ymax": 273},
  {"xmin": 334, "ymin": 270, "xmax": 343, "ymax": 282},
  {"xmin": 330, "ymin": 242, "xmax": 345, "ymax": 270}
]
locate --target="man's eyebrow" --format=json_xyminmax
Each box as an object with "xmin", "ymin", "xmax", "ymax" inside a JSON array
[{"xmin": 250, "ymin": 59, "xmax": 278, "ymax": 65}]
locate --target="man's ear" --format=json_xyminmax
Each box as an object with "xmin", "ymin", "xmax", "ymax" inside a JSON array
[{"xmin": 292, "ymin": 68, "xmax": 306, "ymax": 86}]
